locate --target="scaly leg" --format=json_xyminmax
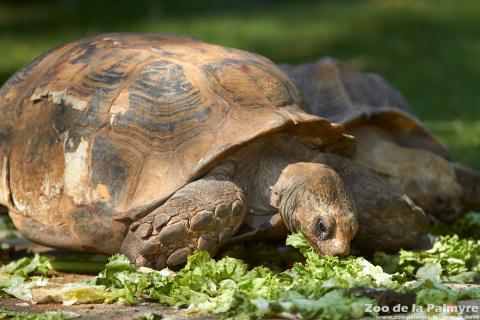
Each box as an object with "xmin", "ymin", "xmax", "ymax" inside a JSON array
[{"xmin": 120, "ymin": 175, "xmax": 246, "ymax": 268}]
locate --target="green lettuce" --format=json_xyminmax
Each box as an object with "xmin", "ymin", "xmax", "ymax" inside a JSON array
[
  {"xmin": 2, "ymin": 230, "xmax": 480, "ymax": 319},
  {"xmin": 83, "ymin": 238, "xmax": 378, "ymax": 319},
  {"xmin": 374, "ymin": 235, "xmax": 480, "ymax": 282},
  {"xmin": 0, "ymin": 254, "xmax": 52, "ymax": 300},
  {"xmin": 0, "ymin": 254, "xmax": 51, "ymax": 278}
]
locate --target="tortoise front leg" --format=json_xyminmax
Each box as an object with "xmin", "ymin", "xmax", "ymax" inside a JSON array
[{"xmin": 120, "ymin": 176, "xmax": 246, "ymax": 269}]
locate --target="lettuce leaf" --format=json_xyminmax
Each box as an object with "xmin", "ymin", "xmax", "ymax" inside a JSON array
[
  {"xmin": 374, "ymin": 235, "xmax": 480, "ymax": 282},
  {"xmin": 0, "ymin": 254, "xmax": 51, "ymax": 278},
  {"xmin": 83, "ymin": 240, "xmax": 378, "ymax": 319},
  {"xmin": 0, "ymin": 254, "xmax": 52, "ymax": 300}
]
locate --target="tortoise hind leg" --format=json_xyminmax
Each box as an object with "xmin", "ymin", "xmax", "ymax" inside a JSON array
[
  {"xmin": 120, "ymin": 176, "xmax": 246, "ymax": 269},
  {"xmin": 451, "ymin": 162, "xmax": 480, "ymax": 212}
]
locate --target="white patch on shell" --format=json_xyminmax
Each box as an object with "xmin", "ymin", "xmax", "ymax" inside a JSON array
[
  {"xmin": 40, "ymin": 176, "xmax": 62, "ymax": 199},
  {"xmin": 40, "ymin": 179, "xmax": 49, "ymax": 195},
  {"xmin": 0, "ymin": 156, "xmax": 11, "ymax": 207},
  {"xmin": 109, "ymin": 90, "xmax": 130, "ymax": 124},
  {"xmin": 64, "ymin": 138, "xmax": 91, "ymax": 205},
  {"xmin": 35, "ymin": 176, "xmax": 63, "ymax": 213},
  {"xmin": 31, "ymin": 88, "xmax": 88, "ymax": 111}
]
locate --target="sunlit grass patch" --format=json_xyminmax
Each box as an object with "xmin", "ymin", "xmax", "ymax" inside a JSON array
[{"xmin": 425, "ymin": 120, "xmax": 480, "ymax": 169}]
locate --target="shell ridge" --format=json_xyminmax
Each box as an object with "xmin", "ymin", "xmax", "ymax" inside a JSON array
[{"xmin": 105, "ymin": 53, "xmax": 156, "ymax": 118}]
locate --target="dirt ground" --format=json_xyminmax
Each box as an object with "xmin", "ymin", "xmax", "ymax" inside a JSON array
[
  {"xmin": 2, "ymin": 295, "xmax": 479, "ymax": 319},
  {"xmin": 0, "ymin": 271, "xmax": 207, "ymax": 319},
  {"xmin": 0, "ymin": 298, "xmax": 199, "ymax": 319}
]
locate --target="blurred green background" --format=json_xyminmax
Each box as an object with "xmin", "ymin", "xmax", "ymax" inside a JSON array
[{"xmin": 0, "ymin": 0, "xmax": 478, "ymax": 169}]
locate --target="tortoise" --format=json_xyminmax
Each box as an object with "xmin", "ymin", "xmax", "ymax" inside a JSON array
[
  {"xmin": 282, "ymin": 58, "xmax": 480, "ymax": 222},
  {"xmin": 0, "ymin": 33, "xmax": 427, "ymax": 268}
]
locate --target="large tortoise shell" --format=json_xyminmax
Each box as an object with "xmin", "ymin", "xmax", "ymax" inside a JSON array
[
  {"xmin": 282, "ymin": 58, "xmax": 451, "ymax": 159},
  {"xmin": 0, "ymin": 33, "xmax": 354, "ymax": 252}
]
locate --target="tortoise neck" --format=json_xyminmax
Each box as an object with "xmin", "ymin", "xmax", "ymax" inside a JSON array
[
  {"xmin": 277, "ymin": 183, "xmax": 300, "ymax": 232},
  {"xmin": 271, "ymin": 164, "xmax": 309, "ymax": 232}
]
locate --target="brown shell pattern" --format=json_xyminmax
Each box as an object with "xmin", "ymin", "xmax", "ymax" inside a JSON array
[{"xmin": 0, "ymin": 34, "xmax": 354, "ymax": 251}]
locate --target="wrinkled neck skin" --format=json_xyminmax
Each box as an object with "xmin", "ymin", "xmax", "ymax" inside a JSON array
[
  {"xmin": 214, "ymin": 134, "xmax": 317, "ymax": 216},
  {"xmin": 270, "ymin": 165, "xmax": 304, "ymax": 232},
  {"xmin": 350, "ymin": 125, "xmax": 462, "ymax": 221}
]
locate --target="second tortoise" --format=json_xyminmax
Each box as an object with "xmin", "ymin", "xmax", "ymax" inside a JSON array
[{"xmin": 283, "ymin": 58, "xmax": 480, "ymax": 222}]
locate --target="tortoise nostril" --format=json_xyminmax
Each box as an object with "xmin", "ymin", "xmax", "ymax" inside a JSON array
[{"xmin": 330, "ymin": 239, "xmax": 350, "ymax": 256}]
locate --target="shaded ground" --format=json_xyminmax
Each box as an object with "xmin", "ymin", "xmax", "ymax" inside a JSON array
[
  {"xmin": 0, "ymin": 298, "xmax": 199, "ymax": 319},
  {"xmin": 0, "ymin": 0, "xmax": 479, "ymax": 169}
]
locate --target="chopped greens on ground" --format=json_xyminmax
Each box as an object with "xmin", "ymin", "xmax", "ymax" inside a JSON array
[
  {"xmin": 0, "ymin": 308, "xmax": 78, "ymax": 320},
  {"xmin": 0, "ymin": 213, "xmax": 479, "ymax": 319},
  {"xmin": 375, "ymin": 235, "xmax": 480, "ymax": 283},
  {"xmin": 0, "ymin": 254, "xmax": 51, "ymax": 278},
  {"xmin": 0, "ymin": 254, "xmax": 52, "ymax": 300},
  {"xmin": 85, "ymin": 243, "xmax": 378, "ymax": 319}
]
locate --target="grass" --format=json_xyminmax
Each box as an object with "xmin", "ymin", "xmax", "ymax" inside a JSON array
[{"xmin": 0, "ymin": 0, "xmax": 478, "ymax": 169}]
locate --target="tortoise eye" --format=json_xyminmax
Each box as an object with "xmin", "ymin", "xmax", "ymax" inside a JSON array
[
  {"xmin": 318, "ymin": 221, "xmax": 326, "ymax": 233},
  {"xmin": 317, "ymin": 218, "xmax": 327, "ymax": 237}
]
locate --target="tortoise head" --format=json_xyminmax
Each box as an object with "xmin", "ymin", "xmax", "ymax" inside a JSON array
[{"xmin": 274, "ymin": 162, "xmax": 358, "ymax": 256}]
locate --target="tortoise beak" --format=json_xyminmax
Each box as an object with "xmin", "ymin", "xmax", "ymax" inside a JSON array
[{"xmin": 316, "ymin": 238, "xmax": 351, "ymax": 256}]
